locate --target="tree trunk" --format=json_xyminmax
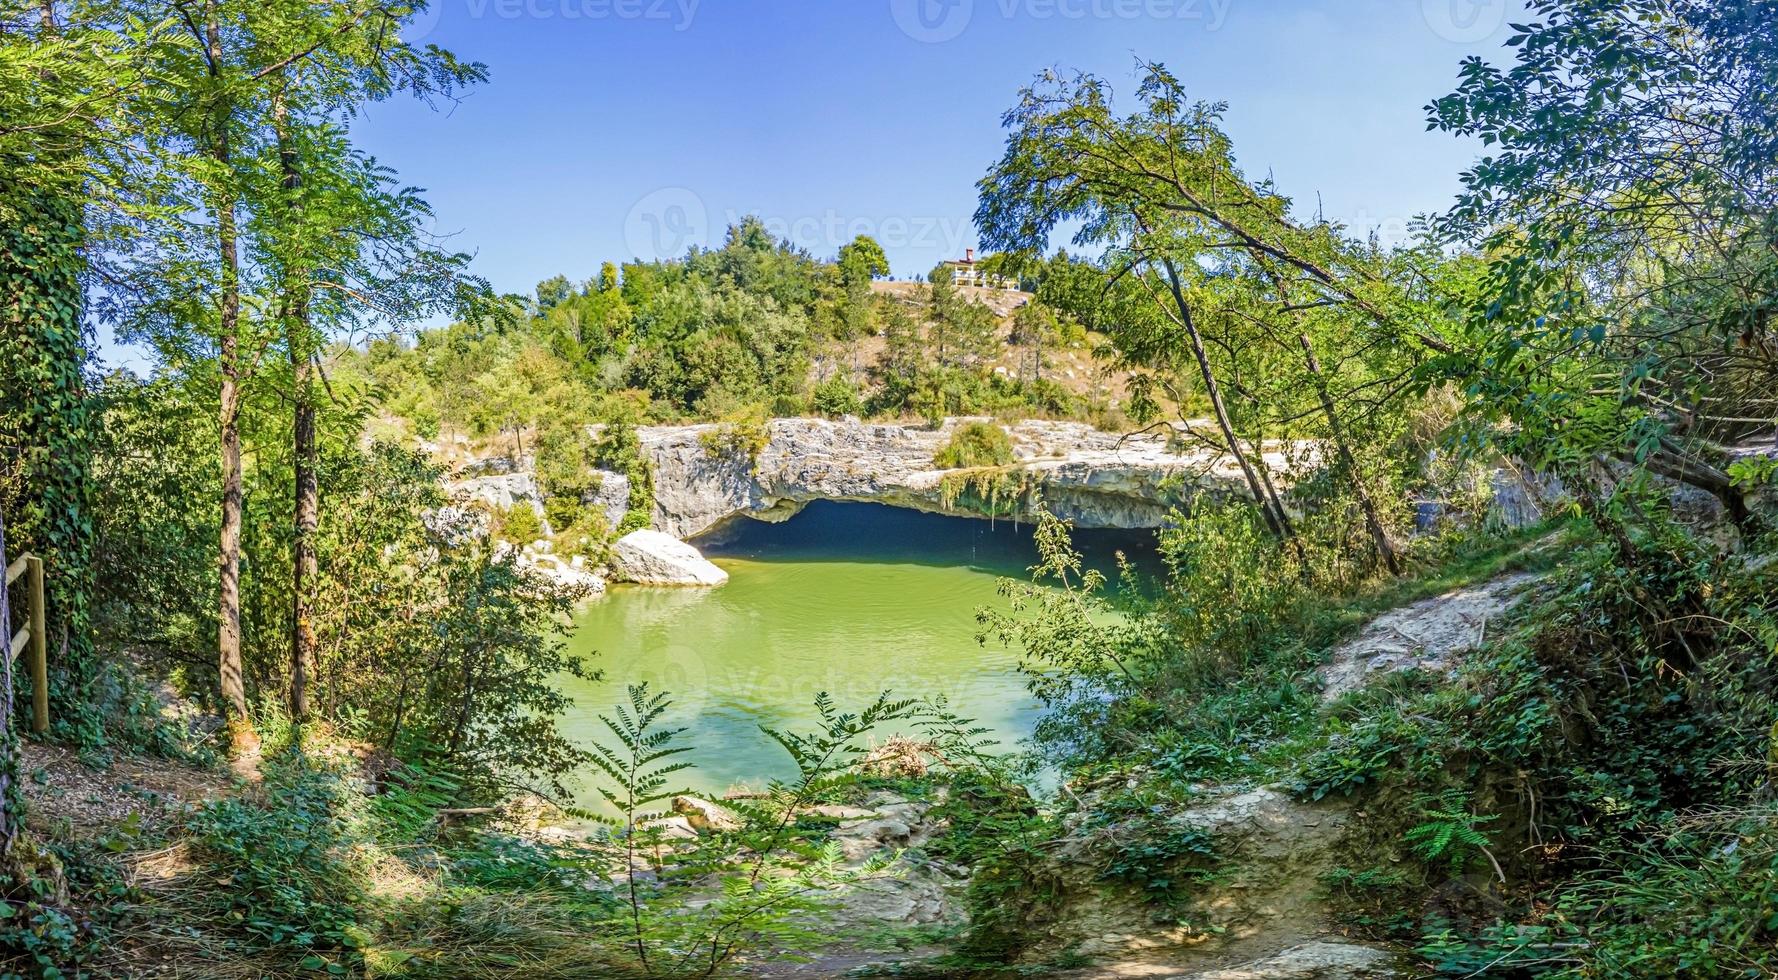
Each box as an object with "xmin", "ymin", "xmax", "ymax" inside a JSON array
[
  {"xmin": 206, "ymin": 0, "xmax": 255, "ymax": 754},
  {"xmin": 0, "ymin": 513, "xmax": 18, "ymax": 860},
  {"xmin": 1157, "ymin": 256, "xmax": 1291, "ymax": 540},
  {"xmin": 275, "ymin": 92, "xmax": 318, "ymax": 723},
  {"xmin": 1299, "ymin": 333, "xmax": 1402, "ymax": 575}
]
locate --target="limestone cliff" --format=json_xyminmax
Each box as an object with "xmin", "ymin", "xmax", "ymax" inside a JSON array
[{"xmin": 639, "ymin": 417, "xmax": 1309, "ymax": 541}]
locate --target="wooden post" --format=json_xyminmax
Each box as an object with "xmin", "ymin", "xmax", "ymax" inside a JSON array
[{"xmin": 27, "ymin": 556, "xmax": 46, "ymax": 734}]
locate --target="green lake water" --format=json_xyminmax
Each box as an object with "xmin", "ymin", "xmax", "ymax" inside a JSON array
[{"xmin": 555, "ymin": 501, "xmax": 1155, "ymax": 808}]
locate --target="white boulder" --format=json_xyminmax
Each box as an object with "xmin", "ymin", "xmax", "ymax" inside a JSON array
[
  {"xmin": 671, "ymin": 795, "xmax": 743, "ymax": 833},
  {"xmin": 611, "ymin": 530, "xmax": 728, "ymax": 587}
]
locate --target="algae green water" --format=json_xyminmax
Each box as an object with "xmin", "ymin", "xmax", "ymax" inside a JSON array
[{"xmin": 555, "ymin": 501, "xmax": 1154, "ymax": 807}]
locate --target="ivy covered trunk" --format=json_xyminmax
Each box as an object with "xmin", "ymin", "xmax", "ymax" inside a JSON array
[{"xmin": 0, "ymin": 182, "xmax": 96, "ymax": 745}]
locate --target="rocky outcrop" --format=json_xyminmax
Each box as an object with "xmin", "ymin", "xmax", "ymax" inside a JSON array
[
  {"xmin": 1175, "ymin": 942, "xmax": 1400, "ymax": 979},
  {"xmin": 610, "ymin": 529, "xmax": 728, "ymax": 586},
  {"xmin": 444, "ymin": 417, "xmax": 1307, "ymax": 542},
  {"xmin": 455, "ymin": 470, "xmax": 541, "ymax": 515},
  {"xmin": 519, "ymin": 551, "xmax": 607, "ymax": 594},
  {"xmin": 638, "ymin": 417, "xmax": 1309, "ymax": 541},
  {"xmin": 672, "ymin": 795, "xmax": 743, "ymax": 833},
  {"xmin": 1319, "ymin": 572, "xmax": 1542, "ymax": 701}
]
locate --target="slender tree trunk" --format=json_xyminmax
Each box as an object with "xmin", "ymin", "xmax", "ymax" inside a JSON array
[
  {"xmin": 1157, "ymin": 256, "xmax": 1290, "ymax": 540},
  {"xmin": 1298, "ymin": 333, "xmax": 1401, "ymax": 575},
  {"xmin": 275, "ymin": 91, "xmax": 318, "ymax": 722},
  {"xmin": 0, "ymin": 513, "xmax": 18, "ymax": 860},
  {"xmin": 1251, "ymin": 429, "xmax": 1299, "ymax": 541},
  {"xmin": 206, "ymin": 0, "xmax": 255, "ymax": 754}
]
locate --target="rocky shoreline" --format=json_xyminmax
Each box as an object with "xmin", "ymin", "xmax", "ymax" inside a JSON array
[{"xmin": 452, "ymin": 416, "xmax": 1312, "ymax": 587}]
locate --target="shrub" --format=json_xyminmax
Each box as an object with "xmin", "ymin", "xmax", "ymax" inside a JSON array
[
  {"xmin": 534, "ymin": 422, "xmax": 600, "ymax": 528},
  {"xmin": 698, "ymin": 404, "xmax": 769, "ymax": 463},
  {"xmin": 497, "ymin": 503, "xmax": 543, "ymax": 544},
  {"xmin": 186, "ymin": 761, "xmax": 366, "ymax": 956},
  {"xmin": 594, "ymin": 395, "xmax": 655, "ymax": 533},
  {"xmin": 933, "ymin": 421, "xmax": 1013, "ymax": 470},
  {"xmin": 811, "ymin": 375, "xmax": 862, "ymax": 418}
]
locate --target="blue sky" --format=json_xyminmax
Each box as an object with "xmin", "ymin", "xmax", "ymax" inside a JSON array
[{"xmin": 100, "ymin": 0, "xmax": 1529, "ymax": 365}]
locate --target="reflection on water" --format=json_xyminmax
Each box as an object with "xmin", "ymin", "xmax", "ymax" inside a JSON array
[{"xmin": 555, "ymin": 502, "xmax": 1155, "ymax": 808}]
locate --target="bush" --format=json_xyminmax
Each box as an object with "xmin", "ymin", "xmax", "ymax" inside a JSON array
[
  {"xmin": 933, "ymin": 421, "xmax": 1013, "ymax": 469},
  {"xmin": 498, "ymin": 503, "xmax": 543, "ymax": 544},
  {"xmin": 534, "ymin": 422, "xmax": 599, "ymax": 528},
  {"xmin": 811, "ymin": 375, "xmax": 862, "ymax": 418},
  {"xmin": 698, "ymin": 404, "xmax": 769, "ymax": 463},
  {"xmin": 186, "ymin": 761, "xmax": 366, "ymax": 955}
]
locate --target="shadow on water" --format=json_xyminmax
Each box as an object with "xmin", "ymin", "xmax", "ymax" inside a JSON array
[
  {"xmin": 695, "ymin": 500, "xmax": 1162, "ymax": 577},
  {"xmin": 556, "ymin": 501, "xmax": 1159, "ymax": 812}
]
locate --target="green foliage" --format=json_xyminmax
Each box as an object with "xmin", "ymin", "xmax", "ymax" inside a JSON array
[
  {"xmin": 1426, "ymin": 0, "xmax": 1776, "ymax": 524},
  {"xmin": 1088, "ymin": 793, "xmax": 1221, "ymax": 913},
  {"xmin": 578, "ymin": 684, "xmax": 944, "ymax": 976},
  {"xmin": 533, "ymin": 422, "xmax": 601, "ymax": 530},
  {"xmin": 933, "ymin": 422, "xmax": 1014, "ymax": 470},
  {"xmin": 187, "ymin": 760, "xmax": 365, "ymax": 956},
  {"xmin": 496, "ymin": 503, "xmax": 543, "ymax": 545},
  {"xmin": 1536, "ymin": 810, "xmax": 1778, "ymax": 978},
  {"xmin": 811, "ymin": 374, "xmax": 862, "ymax": 418},
  {"xmin": 935, "ymin": 786, "xmax": 1068, "ymax": 966},
  {"xmin": 1401, "ymin": 790, "xmax": 1499, "ymax": 878},
  {"xmin": 697, "ymin": 405, "xmax": 770, "ymax": 465},
  {"xmin": 0, "ymin": 185, "xmax": 103, "ymax": 748},
  {"xmin": 595, "ymin": 395, "xmax": 656, "ymax": 534}
]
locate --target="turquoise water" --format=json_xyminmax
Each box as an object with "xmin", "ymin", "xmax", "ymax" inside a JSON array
[{"xmin": 554, "ymin": 502, "xmax": 1154, "ymax": 807}]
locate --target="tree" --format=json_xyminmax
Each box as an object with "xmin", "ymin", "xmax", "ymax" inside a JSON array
[
  {"xmin": 1010, "ymin": 299, "xmax": 1057, "ymax": 383},
  {"xmin": 975, "ymin": 68, "xmax": 1297, "ymax": 541},
  {"xmin": 977, "ymin": 64, "xmax": 1444, "ymax": 569},
  {"xmin": 89, "ymin": 0, "xmax": 490, "ymax": 746},
  {"xmin": 832, "ymin": 235, "xmax": 889, "ymax": 371},
  {"xmin": 836, "ymin": 235, "xmax": 889, "ymax": 288},
  {"xmin": 534, "ymin": 274, "xmax": 573, "ymax": 312},
  {"xmin": 928, "ymin": 262, "xmax": 999, "ymax": 370},
  {"xmin": 1428, "ymin": 0, "xmax": 1776, "ymax": 525}
]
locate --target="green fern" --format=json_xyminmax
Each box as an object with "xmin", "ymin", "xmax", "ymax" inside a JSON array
[{"xmin": 1403, "ymin": 790, "xmax": 1505, "ymax": 882}]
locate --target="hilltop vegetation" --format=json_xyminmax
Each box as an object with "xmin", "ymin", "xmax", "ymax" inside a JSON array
[{"xmin": 345, "ymin": 221, "xmax": 1126, "ymax": 466}]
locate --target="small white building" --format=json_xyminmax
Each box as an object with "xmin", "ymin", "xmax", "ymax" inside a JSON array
[{"xmin": 941, "ymin": 249, "xmax": 1018, "ymax": 290}]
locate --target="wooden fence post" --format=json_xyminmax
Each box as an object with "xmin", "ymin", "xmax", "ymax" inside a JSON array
[{"xmin": 27, "ymin": 556, "xmax": 46, "ymax": 735}]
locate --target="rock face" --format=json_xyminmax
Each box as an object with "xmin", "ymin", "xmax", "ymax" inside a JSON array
[
  {"xmin": 1319, "ymin": 572, "xmax": 1542, "ymax": 701},
  {"xmin": 610, "ymin": 529, "xmax": 728, "ymax": 586},
  {"xmin": 1028, "ymin": 783, "xmax": 1397, "ymax": 976},
  {"xmin": 639, "ymin": 417, "xmax": 1309, "ymax": 541},
  {"xmin": 671, "ymin": 795, "xmax": 742, "ymax": 833},
  {"xmin": 519, "ymin": 552, "xmax": 607, "ymax": 594}
]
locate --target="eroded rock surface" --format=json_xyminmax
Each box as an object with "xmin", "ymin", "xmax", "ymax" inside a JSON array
[
  {"xmin": 1046, "ymin": 785, "xmax": 1356, "ymax": 969},
  {"xmin": 610, "ymin": 529, "xmax": 728, "ymax": 586},
  {"xmin": 1319, "ymin": 572, "xmax": 1542, "ymax": 701},
  {"xmin": 639, "ymin": 417, "xmax": 1310, "ymax": 540},
  {"xmin": 672, "ymin": 795, "xmax": 743, "ymax": 833}
]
